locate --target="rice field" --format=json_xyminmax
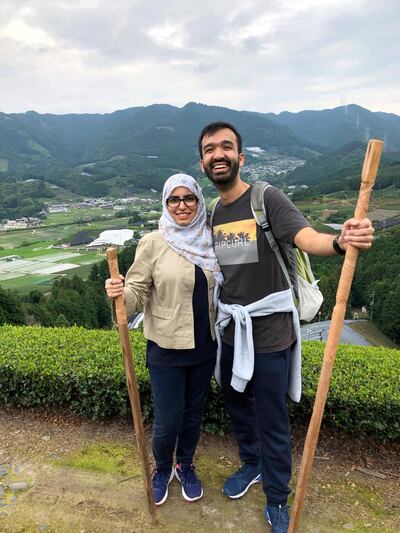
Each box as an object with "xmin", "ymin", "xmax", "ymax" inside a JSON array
[
  {"xmin": 0, "ymin": 249, "xmax": 104, "ymax": 293},
  {"xmin": 0, "ymin": 210, "xmax": 125, "ymax": 292}
]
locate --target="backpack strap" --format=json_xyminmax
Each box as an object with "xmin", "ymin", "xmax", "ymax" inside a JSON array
[
  {"xmin": 250, "ymin": 181, "xmax": 293, "ymax": 291},
  {"xmin": 207, "ymin": 197, "xmax": 220, "ymax": 228}
]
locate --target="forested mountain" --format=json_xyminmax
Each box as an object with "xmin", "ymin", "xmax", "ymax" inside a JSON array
[
  {"xmin": 268, "ymin": 104, "xmax": 400, "ymax": 152},
  {"xmin": 284, "ymin": 141, "xmax": 400, "ymax": 195},
  {"xmin": 0, "ymin": 103, "xmax": 315, "ymax": 194},
  {"xmin": 0, "ymin": 179, "xmax": 54, "ymax": 220},
  {"xmin": 1, "ymin": 102, "xmax": 399, "ymax": 198}
]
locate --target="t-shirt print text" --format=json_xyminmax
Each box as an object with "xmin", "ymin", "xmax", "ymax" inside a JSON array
[{"xmin": 213, "ymin": 218, "xmax": 259, "ymax": 266}]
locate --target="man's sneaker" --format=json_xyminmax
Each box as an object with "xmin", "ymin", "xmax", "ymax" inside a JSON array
[
  {"xmin": 152, "ymin": 468, "xmax": 174, "ymax": 506},
  {"xmin": 223, "ymin": 463, "xmax": 262, "ymax": 499},
  {"xmin": 175, "ymin": 463, "xmax": 203, "ymax": 502},
  {"xmin": 265, "ymin": 504, "xmax": 290, "ymax": 533}
]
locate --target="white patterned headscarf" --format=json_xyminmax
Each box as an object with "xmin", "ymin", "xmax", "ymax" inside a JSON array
[{"xmin": 159, "ymin": 174, "xmax": 220, "ymax": 276}]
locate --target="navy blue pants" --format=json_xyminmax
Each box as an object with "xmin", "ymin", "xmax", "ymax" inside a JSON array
[
  {"xmin": 220, "ymin": 342, "xmax": 292, "ymax": 505},
  {"xmin": 148, "ymin": 358, "xmax": 215, "ymax": 473}
]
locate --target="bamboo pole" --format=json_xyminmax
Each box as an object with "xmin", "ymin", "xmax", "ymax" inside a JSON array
[
  {"xmin": 107, "ymin": 247, "xmax": 156, "ymax": 521},
  {"xmin": 288, "ymin": 139, "xmax": 384, "ymax": 533}
]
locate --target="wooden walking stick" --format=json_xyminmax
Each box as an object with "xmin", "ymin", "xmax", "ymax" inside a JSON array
[
  {"xmin": 288, "ymin": 139, "xmax": 384, "ymax": 533},
  {"xmin": 107, "ymin": 247, "xmax": 156, "ymax": 521}
]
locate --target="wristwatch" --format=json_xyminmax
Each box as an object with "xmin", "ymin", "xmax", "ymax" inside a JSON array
[{"xmin": 333, "ymin": 235, "xmax": 346, "ymax": 256}]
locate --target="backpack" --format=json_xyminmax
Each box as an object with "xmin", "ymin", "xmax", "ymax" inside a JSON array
[{"xmin": 207, "ymin": 181, "xmax": 323, "ymax": 322}]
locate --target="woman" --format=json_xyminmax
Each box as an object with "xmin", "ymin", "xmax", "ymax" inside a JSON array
[{"xmin": 105, "ymin": 174, "xmax": 219, "ymax": 506}]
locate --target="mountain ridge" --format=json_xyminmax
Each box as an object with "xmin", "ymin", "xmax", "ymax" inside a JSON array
[
  {"xmin": 0, "ymin": 102, "xmax": 317, "ymax": 177},
  {"xmin": 1, "ymin": 102, "xmax": 399, "ymax": 196},
  {"xmin": 267, "ymin": 104, "xmax": 400, "ymax": 152}
]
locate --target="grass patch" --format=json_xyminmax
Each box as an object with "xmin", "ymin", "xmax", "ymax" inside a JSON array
[
  {"xmin": 66, "ymin": 251, "xmax": 102, "ymax": 265},
  {"xmin": 0, "ymin": 274, "xmax": 55, "ymax": 293},
  {"xmin": 0, "ymin": 272, "xmax": 26, "ymax": 281},
  {"xmin": 312, "ymin": 222, "xmax": 337, "ymax": 234},
  {"xmin": 0, "ymin": 245, "xmax": 66, "ymax": 259},
  {"xmin": 55, "ymin": 442, "xmax": 141, "ymax": 476},
  {"xmin": 63, "ymin": 264, "xmax": 95, "ymax": 279},
  {"xmin": 323, "ymin": 478, "xmax": 396, "ymax": 531},
  {"xmin": 26, "ymin": 139, "xmax": 51, "ymax": 157},
  {"xmin": 0, "ymin": 229, "xmax": 69, "ymax": 249},
  {"xmin": 378, "ymin": 202, "xmax": 400, "ymax": 210},
  {"xmin": 45, "ymin": 208, "xmax": 122, "ymax": 226}
]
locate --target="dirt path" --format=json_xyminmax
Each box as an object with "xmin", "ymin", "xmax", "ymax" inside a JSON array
[{"xmin": 0, "ymin": 407, "xmax": 399, "ymax": 532}]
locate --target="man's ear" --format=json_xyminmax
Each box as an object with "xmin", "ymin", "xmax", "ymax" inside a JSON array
[
  {"xmin": 199, "ymin": 160, "xmax": 205, "ymax": 173},
  {"xmin": 239, "ymin": 153, "xmax": 245, "ymax": 167}
]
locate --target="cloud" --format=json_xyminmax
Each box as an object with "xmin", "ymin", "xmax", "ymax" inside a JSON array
[
  {"xmin": 0, "ymin": 0, "xmax": 399, "ymax": 114},
  {"xmin": 0, "ymin": 18, "xmax": 56, "ymax": 50}
]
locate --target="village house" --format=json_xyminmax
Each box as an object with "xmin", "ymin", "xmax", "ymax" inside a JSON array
[{"xmin": 0, "ymin": 217, "xmax": 42, "ymax": 230}]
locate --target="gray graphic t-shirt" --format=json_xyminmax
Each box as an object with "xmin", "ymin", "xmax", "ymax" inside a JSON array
[{"xmin": 212, "ymin": 185, "xmax": 310, "ymax": 352}]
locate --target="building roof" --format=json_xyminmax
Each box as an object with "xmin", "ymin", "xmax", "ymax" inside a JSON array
[
  {"xmin": 300, "ymin": 319, "xmax": 398, "ymax": 348},
  {"xmin": 70, "ymin": 230, "xmax": 93, "ymax": 246},
  {"xmin": 87, "ymin": 229, "xmax": 133, "ymax": 248},
  {"xmin": 301, "ymin": 320, "xmax": 372, "ymax": 345}
]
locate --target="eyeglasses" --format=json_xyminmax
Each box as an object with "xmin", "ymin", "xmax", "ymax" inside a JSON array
[{"xmin": 166, "ymin": 195, "xmax": 199, "ymax": 207}]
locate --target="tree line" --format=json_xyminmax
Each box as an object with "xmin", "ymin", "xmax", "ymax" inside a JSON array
[
  {"xmin": 0, "ymin": 179, "xmax": 54, "ymax": 220},
  {"xmin": 310, "ymin": 225, "xmax": 400, "ymax": 344}
]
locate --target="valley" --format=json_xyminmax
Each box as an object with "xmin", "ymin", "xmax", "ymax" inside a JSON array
[{"xmin": 0, "ymin": 102, "xmax": 399, "ymax": 344}]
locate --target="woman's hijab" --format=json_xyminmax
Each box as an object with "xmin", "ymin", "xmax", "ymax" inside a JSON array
[{"xmin": 159, "ymin": 174, "xmax": 220, "ymax": 276}]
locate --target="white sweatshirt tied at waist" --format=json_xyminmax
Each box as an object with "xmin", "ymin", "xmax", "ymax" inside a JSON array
[{"xmin": 214, "ymin": 288, "xmax": 302, "ymax": 403}]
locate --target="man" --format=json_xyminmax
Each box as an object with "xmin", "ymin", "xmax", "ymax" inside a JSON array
[{"xmin": 198, "ymin": 122, "xmax": 374, "ymax": 533}]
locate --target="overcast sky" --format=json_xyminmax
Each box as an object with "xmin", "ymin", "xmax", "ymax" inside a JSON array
[{"xmin": 0, "ymin": 0, "xmax": 399, "ymax": 115}]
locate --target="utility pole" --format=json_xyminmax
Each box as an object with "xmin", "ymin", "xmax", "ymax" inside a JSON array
[{"xmin": 370, "ymin": 291, "xmax": 375, "ymax": 321}]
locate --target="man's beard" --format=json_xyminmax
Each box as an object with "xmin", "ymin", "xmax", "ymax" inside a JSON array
[{"xmin": 204, "ymin": 158, "xmax": 239, "ymax": 188}]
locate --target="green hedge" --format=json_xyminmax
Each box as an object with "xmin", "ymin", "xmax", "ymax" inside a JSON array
[{"xmin": 0, "ymin": 325, "xmax": 399, "ymax": 439}]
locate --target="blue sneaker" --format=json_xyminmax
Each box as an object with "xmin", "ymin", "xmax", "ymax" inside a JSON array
[
  {"xmin": 265, "ymin": 504, "xmax": 290, "ymax": 533},
  {"xmin": 175, "ymin": 463, "xmax": 203, "ymax": 502},
  {"xmin": 223, "ymin": 463, "xmax": 262, "ymax": 498},
  {"xmin": 152, "ymin": 468, "xmax": 174, "ymax": 506}
]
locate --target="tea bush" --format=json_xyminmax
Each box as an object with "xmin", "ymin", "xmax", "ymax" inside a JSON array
[{"xmin": 0, "ymin": 325, "xmax": 398, "ymax": 439}]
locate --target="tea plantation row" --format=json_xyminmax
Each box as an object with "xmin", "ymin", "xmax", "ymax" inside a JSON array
[{"xmin": 0, "ymin": 325, "xmax": 398, "ymax": 439}]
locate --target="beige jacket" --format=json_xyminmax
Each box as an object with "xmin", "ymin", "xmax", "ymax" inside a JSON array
[{"xmin": 124, "ymin": 231, "xmax": 216, "ymax": 350}]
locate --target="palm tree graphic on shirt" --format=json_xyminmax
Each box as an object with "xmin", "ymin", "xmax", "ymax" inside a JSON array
[{"xmin": 213, "ymin": 219, "xmax": 258, "ymax": 265}]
